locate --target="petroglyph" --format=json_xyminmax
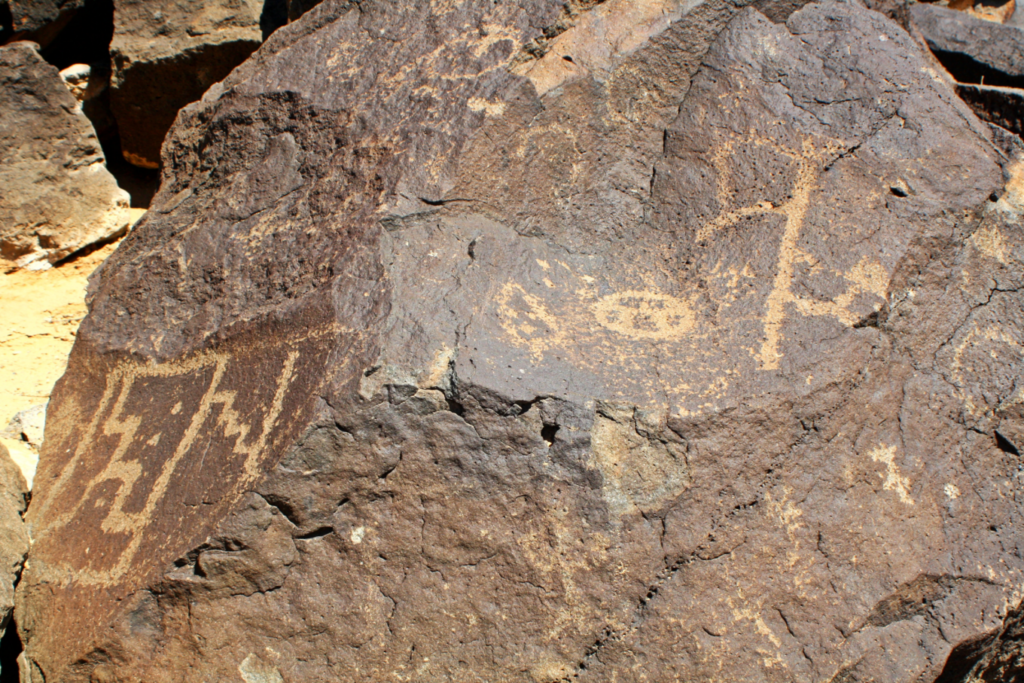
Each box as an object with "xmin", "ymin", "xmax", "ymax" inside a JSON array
[
  {"xmin": 467, "ymin": 97, "xmax": 506, "ymax": 117},
  {"xmin": 950, "ymin": 323, "xmax": 1023, "ymax": 388},
  {"xmin": 497, "ymin": 280, "xmax": 699, "ymax": 359},
  {"xmin": 592, "ymin": 291, "xmax": 696, "ymax": 341},
  {"xmin": 868, "ymin": 444, "xmax": 914, "ymax": 505},
  {"xmin": 699, "ymin": 134, "xmax": 859, "ymax": 369},
  {"xmin": 497, "ymin": 133, "xmax": 887, "ymax": 374},
  {"xmin": 30, "ymin": 325, "xmax": 340, "ymax": 587},
  {"xmin": 34, "ymin": 351, "xmax": 296, "ymax": 585}
]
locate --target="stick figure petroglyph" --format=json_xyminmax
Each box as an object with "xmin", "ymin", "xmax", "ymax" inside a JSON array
[{"xmin": 496, "ymin": 132, "xmax": 888, "ymax": 372}]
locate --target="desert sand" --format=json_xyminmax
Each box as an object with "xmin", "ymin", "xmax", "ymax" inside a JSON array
[{"xmin": 0, "ymin": 208, "xmax": 145, "ymax": 484}]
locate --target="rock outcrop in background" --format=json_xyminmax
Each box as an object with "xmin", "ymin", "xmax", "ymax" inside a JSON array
[
  {"xmin": 0, "ymin": 41, "xmax": 129, "ymax": 269},
  {"xmin": 2, "ymin": 0, "xmax": 331, "ymax": 176},
  {"xmin": 913, "ymin": 2, "xmax": 1024, "ymax": 137},
  {"xmin": 0, "ymin": 0, "xmax": 85, "ymax": 44},
  {"xmin": 108, "ymin": 0, "xmax": 264, "ymax": 169},
  {"xmin": 13, "ymin": 0, "xmax": 1024, "ymax": 682}
]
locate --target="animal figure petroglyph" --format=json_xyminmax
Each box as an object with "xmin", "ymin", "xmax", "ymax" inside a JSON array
[{"xmin": 498, "ymin": 133, "xmax": 887, "ymax": 371}]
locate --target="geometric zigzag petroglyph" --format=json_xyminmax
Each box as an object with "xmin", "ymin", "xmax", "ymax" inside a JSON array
[{"xmin": 32, "ymin": 341, "xmax": 309, "ymax": 587}]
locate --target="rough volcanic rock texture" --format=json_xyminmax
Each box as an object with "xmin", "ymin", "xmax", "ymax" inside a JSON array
[
  {"xmin": 0, "ymin": 41, "xmax": 130, "ymax": 269},
  {"xmin": 109, "ymin": 0, "xmax": 263, "ymax": 168},
  {"xmin": 17, "ymin": 1, "xmax": 1024, "ymax": 681},
  {"xmin": 0, "ymin": 443, "xmax": 29, "ymax": 645}
]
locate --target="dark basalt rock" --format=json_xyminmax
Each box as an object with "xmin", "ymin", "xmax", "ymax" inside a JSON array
[
  {"xmin": 910, "ymin": 3, "xmax": 1024, "ymax": 149},
  {"xmin": 0, "ymin": 41, "xmax": 130, "ymax": 269},
  {"xmin": 911, "ymin": 3, "xmax": 1024, "ymax": 85},
  {"xmin": 109, "ymin": 0, "xmax": 263, "ymax": 169},
  {"xmin": 16, "ymin": 1, "xmax": 1024, "ymax": 681}
]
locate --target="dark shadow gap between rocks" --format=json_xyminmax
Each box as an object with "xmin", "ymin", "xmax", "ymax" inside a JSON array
[
  {"xmin": 0, "ymin": 4, "xmax": 14, "ymax": 43},
  {"xmin": 0, "ymin": 618, "xmax": 22, "ymax": 683},
  {"xmin": 102, "ymin": 139, "xmax": 159, "ymax": 209},
  {"xmin": 34, "ymin": 0, "xmax": 113, "ymax": 70},
  {"xmin": 932, "ymin": 49, "xmax": 1024, "ymax": 90}
]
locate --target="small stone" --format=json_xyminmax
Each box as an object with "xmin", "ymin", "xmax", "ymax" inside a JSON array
[{"xmin": 2, "ymin": 403, "xmax": 46, "ymax": 450}]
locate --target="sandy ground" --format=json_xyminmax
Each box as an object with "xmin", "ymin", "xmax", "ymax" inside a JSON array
[{"xmin": 0, "ymin": 208, "xmax": 146, "ymax": 484}]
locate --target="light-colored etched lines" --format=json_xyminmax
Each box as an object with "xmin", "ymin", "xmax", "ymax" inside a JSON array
[
  {"xmin": 32, "ymin": 324, "xmax": 340, "ymax": 587},
  {"xmin": 696, "ymin": 201, "xmax": 777, "ymax": 243},
  {"xmin": 245, "ymin": 349, "xmax": 298, "ymax": 483},
  {"xmin": 697, "ymin": 134, "xmax": 871, "ymax": 370},
  {"xmin": 755, "ymin": 139, "xmax": 819, "ymax": 370},
  {"xmin": 37, "ymin": 350, "xmax": 297, "ymax": 586},
  {"xmin": 868, "ymin": 444, "xmax": 914, "ymax": 505},
  {"xmin": 793, "ymin": 257, "xmax": 888, "ymax": 325},
  {"xmin": 592, "ymin": 290, "xmax": 695, "ymax": 341},
  {"xmin": 496, "ymin": 281, "xmax": 698, "ymax": 361}
]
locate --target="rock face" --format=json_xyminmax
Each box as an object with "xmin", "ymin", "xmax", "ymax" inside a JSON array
[
  {"xmin": 911, "ymin": 2, "xmax": 1024, "ymax": 81},
  {"xmin": 0, "ymin": 443, "xmax": 29, "ymax": 649},
  {"xmin": 16, "ymin": 1, "xmax": 1024, "ymax": 681},
  {"xmin": 109, "ymin": 0, "xmax": 263, "ymax": 168},
  {"xmin": 911, "ymin": 3, "xmax": 1024, "ymax": 136},
  {"xmin": 0, "ymin": 41, "xmax": 130, "ymax": 269}
]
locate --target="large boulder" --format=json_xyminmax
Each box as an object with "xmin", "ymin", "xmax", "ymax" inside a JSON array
[
  {"xmin": 16, "ymin": 1, "xmax": 1024, "ymax": 681},
  {"xmin": 0, "ymin": 41, "xmax": 130, "ymax": 269},
  {"xmin": 109, "ymin": 0, "xmax": 263, "ymax": 169}
]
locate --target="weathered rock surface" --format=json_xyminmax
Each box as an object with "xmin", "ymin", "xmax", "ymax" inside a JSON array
[
  {"xmin": 911, "ymin": 3, "xmax": 1024, "ymax": 83},
  {"xmin": 0, "ymin": 443, "xmax": 29, "ymax": 649},
  {"xmin": 0, "ymin": 41, "xmax": 130, "ymax": 269},
  {"xmin": 109, "ymin": 0, "xmax": 263, "ymax": 168},
  {"xmin": 16, "ymin": 1, "xmax": 1024, "ymax": 681},
  {"xmin": 911, "ymin": 3, "xmax": 1024, "ymax": 146}
]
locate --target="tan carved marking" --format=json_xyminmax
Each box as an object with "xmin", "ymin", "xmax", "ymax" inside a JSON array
[
  {"xmin": 868, "ymin": 444, "xmax": 914, "ymax": 505},
  {"xmin": 592, "ymin": 290, "xmax": 696, "ymax": 341},
  {"xmin": 700, "ymin": 134, "xmax": 882, "ymax": 368},
  {"xmin": 497, "ymin": 133, "xmax": 885, "ymax": 374},
  {"xmin": 32, "ymin": 325, "xmax": 339, "ymax": 587},
  {"xmin": 794, "ymin": 257, "xmax": 888, "ymax": 325}
]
